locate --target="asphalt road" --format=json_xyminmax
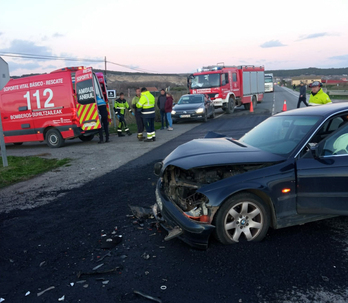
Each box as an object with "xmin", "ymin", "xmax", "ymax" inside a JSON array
[{"xmin": 1, "ymin": 86, "xmax": 348, "ymax": 303}]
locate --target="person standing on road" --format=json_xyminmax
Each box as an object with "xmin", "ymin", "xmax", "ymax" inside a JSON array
[
  {"xmin": 308, "ymin": 81, "xmax": 332, "ymax": 106},
  {"xmin": 157, "ymin": 89, "xmax": 168, "ymax": 130},
  {"xmin": 96, "ymin": 94, "xmax": 110, "ymax": 143},
  {"xmin": 165, "ymin": 92, "xmax": 174, "ymax": 131},
  {"xmin": 137, "ymin": 87, "xmax": 156, "ymax": 142},
  {"xmin": 114, "ymin": 92, "xmax": 134, "ymax": 136},
  {"xmin": 132, "ymin": 88, "xmax": 145, "ymax": 141},
  {"xmin": 297, "ymin": 82, "xmax": 308, "ymax": 108}
]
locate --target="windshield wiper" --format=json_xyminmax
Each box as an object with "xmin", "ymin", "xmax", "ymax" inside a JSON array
[{"xmin": 226, "ymin": 138, "xmax": 247, "ymax": 147}]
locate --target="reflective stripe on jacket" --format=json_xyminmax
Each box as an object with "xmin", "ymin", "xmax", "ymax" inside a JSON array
[
  {"xmin": 309, "ymin": 88, "xmax": 332, "ymax": 106},
  {"xmin": 137, "ymin": 91, "xmax": 155, "ymax": 114},
  {"xmin": 114, "ymin": 98, "xmax": 132, "ymax": 115}
]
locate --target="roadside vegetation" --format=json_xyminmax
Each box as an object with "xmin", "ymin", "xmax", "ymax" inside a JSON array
[{"xmin": 0, "ymin": 156, "xmax": 70, "ymax": 189}]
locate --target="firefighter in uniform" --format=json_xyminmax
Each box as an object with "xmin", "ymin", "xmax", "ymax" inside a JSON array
[
  {"xmin": 308, "ymin": 81, "xmax": 332, "ymax": 106},
  {"xmin": 114, "ymin": 92, "xmax": 134, "ymax": 136},
  {"xmin": 137, "ymin": 87, "xmax": 156, "ymax": 142},
  {"xmin": 96, "ymin": 94, "xmax": 110, "ymax": 143}
]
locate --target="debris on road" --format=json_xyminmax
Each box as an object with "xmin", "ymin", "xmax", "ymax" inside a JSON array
[
  {"xmin": 129, "ymin": 205, "xmax": 154, "ymax": 219},
  {"xmin": 70, "ymin": 283, "xmax": 74, "ymax": 286},
  {"xmin": 58, "ymin": 295, "xmax": 65, "ymax": 301},
  {"xmin": 37, "ymin": 286, "xmax": 55, "ymax": 297},
  {"xmin": 134, "ymin": 290, "xmax": 162, "ymax": 303},
  {"xmin": 100, "ymin": 235, "xmax": 122, "ymax": 249},
  {"xmin": 97, "ymin": 251, "xmax": 111, "ymax": 262},
  {"xmin": 77, "ymin": 266, "xmax": 123, "ymax": 279},
  {"xmin": 322, "ymin": 276, "xmax": 330, "ymax": 282},
  {"xmin": 39, "ymin": 261, "xmax": 47, "ymax": 267},
  {"xmin": 0, "ymin": 298, "xmax": 5, "ymax": 302},
  {"xmin": 141, "ymin": 252, "xmax": 150, "ymax": 260},
  {"xmin": 160, "ymin": 285, "xmax": 167, "ymax": 290},
  {"xmin": 102, "ymin": 280, "xmax": 109, "ymax": 285},
  {"xmin": 25, "ymin": 291, "xmax": 30, "ymax": 296},
  {"xmin": 93, "ymin": 263, "xmax": 104, "ymax": 271}
]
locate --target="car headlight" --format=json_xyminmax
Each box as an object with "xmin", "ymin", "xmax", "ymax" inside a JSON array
[
  {"xmin": 171, "ymin": 110, "xmax": 176, "ymax": 115},
  {"xmin": 196, "ymin": 108, "xmax": 204, "ymax": 114}
]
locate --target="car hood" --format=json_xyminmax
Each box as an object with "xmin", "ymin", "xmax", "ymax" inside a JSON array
[
  {"xmin": 162, "ymin": 138, "xmax": 285, "ymax": 170},
  {"xmin": 173, "ymin": 103, "xmax": 204, "ymax": 111}
]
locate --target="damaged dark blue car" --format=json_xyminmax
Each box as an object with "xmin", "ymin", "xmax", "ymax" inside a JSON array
[{"xmin": 153, "ymin": 103, "xmax": 348, "ymax": 249}]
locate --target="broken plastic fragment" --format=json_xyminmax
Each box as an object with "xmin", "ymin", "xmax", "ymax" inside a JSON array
[
  {"xmin": 93, "ymin": 263, "xmax": 104, "ymax": 271},
  {"xmin": 129, "ymin": 205, "xmax": 154, "ymax": 219},
  {"xmin": 25, "ymin": 291, "xmax": 30, "ymax": 296},
  {"xmin": 58, "ymin": 295, "xmax": 65, "ymax": 301},
  {"xmin": 102, "ymin": 280, "xmax": 109, "ymax": 285},
  {"xmin": 37, "ymin": 286, "xmax": 55, "ymax": 297},
  {"xmin": 134, "ymin": 290, "xmax": 162, "ymax": 303},
  {"xmin": 141, "ymin": 252, "xmax": 150, "ymax": 260},
  {"xmin": 70, "ymin": 283, "xmax": 74, "ymax": 287},
  {"xmin": 0, "ymin": 298, "xmax": 4, "ymax": 302},
  {"xmin": 83, "ymin": 284, "xmax": 89, "ymax": 288}
]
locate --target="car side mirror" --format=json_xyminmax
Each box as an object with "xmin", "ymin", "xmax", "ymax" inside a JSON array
[{"xmin": 310, "ymin": 145, "xmax": 319, "ymax": 159}]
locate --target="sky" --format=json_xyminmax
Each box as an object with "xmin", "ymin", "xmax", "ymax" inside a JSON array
[{"xmin": 1, "ymin": 0, "xmax": 348, "ymax": 76}]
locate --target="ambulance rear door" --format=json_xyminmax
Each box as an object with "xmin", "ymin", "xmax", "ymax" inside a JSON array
[{"xmin": 75, "ymin": 68, "xmax": 102, "ymax": 132}]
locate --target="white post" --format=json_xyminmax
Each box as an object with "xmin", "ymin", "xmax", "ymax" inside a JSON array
[{"xmin": 0, "ymin": 57, "xmax": 10, "ymax": 167}]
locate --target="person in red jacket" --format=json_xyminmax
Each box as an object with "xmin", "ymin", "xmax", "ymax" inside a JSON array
[{"xmin": 165, "ymin": 93, "xmax": 174, "ymax": 131}]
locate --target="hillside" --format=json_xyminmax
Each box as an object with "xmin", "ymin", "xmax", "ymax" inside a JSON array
[{"xmin": 266, "ymin": 67, "xmax": 348, "ymax": 78}]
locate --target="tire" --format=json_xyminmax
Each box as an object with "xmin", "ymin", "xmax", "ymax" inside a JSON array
[
  {"xmin": 13, "ymin": 142, "xmax": 23, "ymax": 145},
  {"xmin": 46, "ymin": 129, "xmax": 65, "ymax": 148},
  {"xmin": 79, "ymin": 134, "xmax": 94, "ymax": 142},
  {"xmin": 203, "ymin": 111, "xmax": 208, "ymax": 122},
  {"xmin": 252, "ymin": 96, "xmax": 257, "ymax": 109},
  {"xmin": 211, "ymin": 108, "xmax": 216, "ymax": 119},
  {"xmin": 225, "ymin": 97, "xmax": 235, "ymax": 114},
  {"xmin": 214, "ymin": 193, "xmax": 270, "ymax": 244}
]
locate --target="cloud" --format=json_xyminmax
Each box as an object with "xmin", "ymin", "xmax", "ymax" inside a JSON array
[
  {"xmin": 298, "ymin": 32, "xmax": 336, "ymax": 41},
  {"xmin": 329, "ymin": 54, "xmax": 348, "ymax": 61},
  {"xmin": 0, "ymin": 39, "xmax": 53, "ymax": 56},
  {"xmin": 0, "ymin": 32, "xmax": 3, "ymax": 36},
  {"xmin": 53, "ymin": 33, "xmax": 64, "ymax": 38},
  {"xmin": 260, "ymin": 40, "xmax": 286, "ymax": 48},
  {"xmin": 8, "ymin": 61, "xmax": 42, "ymax": 72}
]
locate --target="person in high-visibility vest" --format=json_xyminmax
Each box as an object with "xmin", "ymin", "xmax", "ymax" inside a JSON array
[
  {"xmin": 114, "ymin": 92, "xmax": 134, "ymax": 136},
  {"xmin": 136, "ymin": 87, "xmax": 156, "ymax": 142},
  {"xmin": 308, "ymin": 81, "xmax": 332, "ymax": 106}
]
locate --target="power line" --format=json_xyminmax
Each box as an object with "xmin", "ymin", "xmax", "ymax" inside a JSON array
[{"xmin": 0, "ymin": 51, "xmax": 156, "ymax": 73}]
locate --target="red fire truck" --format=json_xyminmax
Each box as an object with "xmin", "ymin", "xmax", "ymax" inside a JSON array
[
  {"xmin": 0, "ymin": 66, "xmax": 111, "ymax": 148},
  {"xmin": 187, "ymin": 65, "xmax": 265, "ymax": 113}
]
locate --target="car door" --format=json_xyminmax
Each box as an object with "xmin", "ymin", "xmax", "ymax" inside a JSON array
[{"xmin": 296, "ymin": 122, "xmax": 348, "ymax": 215}]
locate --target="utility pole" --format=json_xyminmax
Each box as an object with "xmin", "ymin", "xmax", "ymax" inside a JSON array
[
  {"xmin": 104, "ymin": 56, "xmax": 107, "ymax": 77},
  {"xmin": 0, "ymin": 57, "xmax": 10, "ymax": 167}
]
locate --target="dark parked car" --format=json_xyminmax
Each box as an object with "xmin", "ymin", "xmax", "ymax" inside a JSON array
[
  {"xmin": 153, "ymin": 103, "xmax": 348, "ymax": 249},
  {"xmin": 171, "ymin": 94, "xmax": 215, "ymax": 123}
]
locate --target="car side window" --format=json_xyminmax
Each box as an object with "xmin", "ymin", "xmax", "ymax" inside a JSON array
[
  {"xmin": 321, "ymin": 124, "xmax": 348, "ymax": 156},
  {"xmin": 232, "ymin": 73, "xmax": 237, "ymax": 82}
]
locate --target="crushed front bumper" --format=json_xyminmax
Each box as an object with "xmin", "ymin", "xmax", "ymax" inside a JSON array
[{"xmin": 153, "ymin": 180, "xmax": 215, "ymax": 250}]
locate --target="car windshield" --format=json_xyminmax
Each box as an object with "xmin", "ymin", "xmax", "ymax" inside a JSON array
[
  {"xmin": 239, "ymin": 115, "xmax": 320, "ymax": 156},
  {"xmin": 265, "ymin": 77, "xmax": 273, "ymax": 83},
  {"xmin": 178, "ymin": 95, "xmax": 204, "ymax": 104},
  {"xmin": 191, "ymin": 74, "xmax": 220, "ymax": 89}
]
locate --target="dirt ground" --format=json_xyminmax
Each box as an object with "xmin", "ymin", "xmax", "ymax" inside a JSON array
[{"xmin": 0, "ymin": 123, "xmax": 198, "ymax": 214}]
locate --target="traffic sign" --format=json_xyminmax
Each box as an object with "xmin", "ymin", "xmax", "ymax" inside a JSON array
[{"xmin": 0, "ymin": 57, "xmax": 10, "ymax": 167}]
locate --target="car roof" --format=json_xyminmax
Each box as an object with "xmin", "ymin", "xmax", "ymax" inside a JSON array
[
  {"xmin": 276, "ymin": 102, "xmax": 348, "ymax": 117},
  {"xmin": 181, "ymin": 94, "xmax": 205, "ymax": 97}
]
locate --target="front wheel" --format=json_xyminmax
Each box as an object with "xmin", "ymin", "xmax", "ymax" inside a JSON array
[
  {"xmin": 211, "ymin": 108, "xmax": 216, "ymax": 119},
  {"xmin": 46, "ymin": 129, "xmax": 65, "ymax": 148},
  {"xmin": 203, "ymin": 111, "xmax": 208, "ymax": 122},
  {"xmin": 225, "ymin": 97, "xmax": 235, "ymax": 114},
  {"xmin": 214, "ymin": 193, "xmax": 270, "ymax": 244}
]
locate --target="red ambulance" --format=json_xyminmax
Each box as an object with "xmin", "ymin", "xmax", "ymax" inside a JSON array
[{"xmin": 0, "ymin": 67, "xmax": 111, "ymax": 147}]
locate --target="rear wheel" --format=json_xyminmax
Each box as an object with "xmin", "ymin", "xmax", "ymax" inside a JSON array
[
  {"xmin": 225, "ymin": 97, "xmax": 235, "ymax": 114},
  {"xmin": 203, "ymin": 111, "xmax": 208, "ymax": 122},
  {"xmin": 214, "ymin": 193, "xmax": 270, "ymax": 244},
  {"xmin": 46, "ymin": 129, "xmax": 65, "ymax": 148},
  {"xmin": 79, "ymin": 134, "xmax": 94, "ymax": 142}
]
